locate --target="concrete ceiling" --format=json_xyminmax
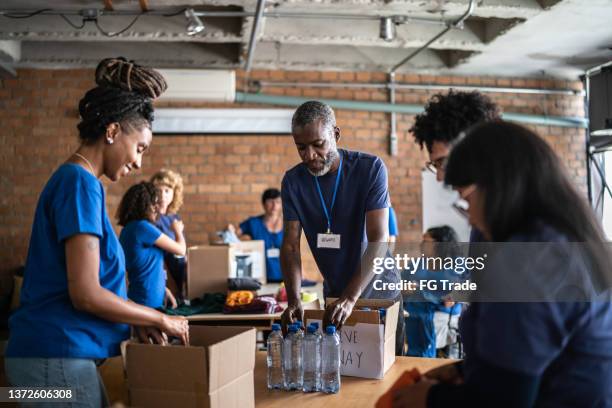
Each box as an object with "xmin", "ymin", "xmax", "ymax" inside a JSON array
[{"xmin": 0, "ymin": 0, "xmax": 610, "ymax": 79}]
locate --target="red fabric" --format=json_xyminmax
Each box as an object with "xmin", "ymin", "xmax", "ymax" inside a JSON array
[{"xmin": 222, "ymin": 295, "xmax": 283, "ymax": 314}]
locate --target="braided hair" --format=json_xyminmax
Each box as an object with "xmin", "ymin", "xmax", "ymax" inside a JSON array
[
  {"xmin": 116, "ymin": 181, "xmax": 160, "ymax": 227},
  {"xmin": 77, "ymin": 57, "xmax": 167, "ymax": 144}
]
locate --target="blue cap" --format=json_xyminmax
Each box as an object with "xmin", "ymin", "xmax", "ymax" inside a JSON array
[
  {"xmin": 307, "ymin": 325, "xmax": 317, "ymax": 334},
  {"xmin": 271, "ymin": 323, "xmax": 281, "ymax": 331},
  {"xmin": 311, "ymin": 322, "xmax": 320, "ymax": 329},
  {"xmin": 326, "ymin": 325, "xmax": 336, "ymax": 335},
  {"xmin": 296, "ymin": 320, "xmax": 303, "ymax": 328},
  {"xmin": 288, "ymin": 324, "xmax": 298, "ymax": 333},
  {"xmin": 379, "ymin": 308, "xmax": 387, "ymax": 317}
]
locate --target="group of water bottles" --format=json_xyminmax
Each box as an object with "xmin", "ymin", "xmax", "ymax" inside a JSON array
[{"xmin": 266, "ymin": 321, "xmax": 341, "ymax": 394}]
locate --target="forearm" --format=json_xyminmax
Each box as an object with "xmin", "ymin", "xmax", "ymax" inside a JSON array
[
  {"xmin": 342, "ymin": 241, "xmax": 388, "ymax": 301},
  {"xmin": 73, "ymin": 286, "xmax": 164, "ymax": 327},
  {"xmin": 175, "ymin": 231, "xmax": 186, "ymax": 254},
  {"xmin": 280, "ymin": 245, "xmax": 302, "ymax": 305}
]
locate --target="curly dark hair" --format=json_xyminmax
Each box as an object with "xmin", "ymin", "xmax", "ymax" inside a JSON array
[
  {"xmin": 77, "ymin": 57, "xmax": 167, "ymax": 144},
  {"xmin": 410, "ymin": 90, "xmax": 500, "ymax": 153},
  {"xmin": 116, "ymin": 181, "xmax": 159, "ymax": 227}
]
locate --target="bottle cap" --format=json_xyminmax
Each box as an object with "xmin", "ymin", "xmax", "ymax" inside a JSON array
[
  {"xmin": 326, "ymin": 325, "xmax": 336, "ymax": 335},
  {"xmin": 288, "ymin": 324, "xmax": 298, "ymax": 333},
  {"xmin": 307, "ymin": 325, "xmax": 317, "ymax": 334},
  {"xmin": 271, "ymin": 323, "xmax": 281, "ymax": 331},
  {"xmin": 311, "ymin": 322, "xmax": 320, "ymax": 329}
]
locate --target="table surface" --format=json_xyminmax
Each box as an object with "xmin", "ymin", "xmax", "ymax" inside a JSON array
[
  {"xmin": 253, "ymin": 351, "xmax": 454, "ymax": 407},
  {"xmin": 100, "ymin": 351, "xmax": 454, "ymax": 407}
]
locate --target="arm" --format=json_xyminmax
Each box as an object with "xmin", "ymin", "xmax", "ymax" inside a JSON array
[
  {"xmin": 325, "ymin": 208, "xmax": 389, "ymax": 328},
  {"xmin": 65, "ymin": 234, "xmax": 189, "ymax": 344},
  {"xmin": 280, "ymin": 220, "xmax": 304, "ymax": 331},
  {"xmin": 154, "ymin": 220, "xmax": 186, "ymax": 256}
]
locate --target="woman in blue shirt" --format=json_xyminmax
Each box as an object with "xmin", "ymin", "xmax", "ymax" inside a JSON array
[
  {"xmin": 150, "ymin": 169, "xmax": 187, "ymax": 300},
  {"xmin": 229, "ymin": 188, "xmax": 283, "ymax": 282},
  {"xmin": 5, "ymin": 57, "xmax": 189, "ymax": 407},
  {"xmin": 394, "ymin": 122, "xmax": 612, "ymax": 407},
  {"xmin": 117, "ymin": 181, "xmax": 186, "ymax": 309}
]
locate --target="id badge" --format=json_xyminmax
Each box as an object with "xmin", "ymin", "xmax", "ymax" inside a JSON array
[
  {"xmin": 317, "ymin": 233, "xmax": 341, "ymax": 249},
  {"xmin": 266, "ymin": 248, "xmax": 280, "ymax": 258}
]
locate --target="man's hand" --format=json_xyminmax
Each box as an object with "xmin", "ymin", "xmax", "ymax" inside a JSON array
[
  {"xmin": 134, "ymin": 326, "xmax": 168, "ymax": 345},
  {"xmin": 281, "ymin": 302, "xmax": 304, "ymax": 335},
  {"xmin": 323, "ymin": 297, "xmax": 356, "ymax": 331},
  {"xmin": 424, "ymin": 362, "xmax": 463, "ymax": 384}
]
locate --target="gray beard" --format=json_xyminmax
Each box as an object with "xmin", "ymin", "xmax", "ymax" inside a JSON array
[{"xmin": 306, "ymin": 148, "xmax": 339, "ymax": 177}]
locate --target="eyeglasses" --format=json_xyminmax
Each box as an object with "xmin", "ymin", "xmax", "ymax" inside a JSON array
[
  {"xmin": 425, "ymin": 156, "xmax": 447, "ymax": 174},
  {"xmin": 452, "ymin": 185, "xmax": 477, "ymax": 219}
]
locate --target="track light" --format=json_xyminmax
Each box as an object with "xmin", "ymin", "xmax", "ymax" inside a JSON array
[
  {"xmin": 380, "ymin": 17, "xmax": 396, "ymax": 42},
  {"xmin": 185, "ymin": 8, "xmax": 204, "ymax": 36}
]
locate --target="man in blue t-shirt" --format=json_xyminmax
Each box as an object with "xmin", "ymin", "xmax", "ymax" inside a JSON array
[{"xmin": 280, "ymin": 101, "xmax": 401, "ymax": 348}]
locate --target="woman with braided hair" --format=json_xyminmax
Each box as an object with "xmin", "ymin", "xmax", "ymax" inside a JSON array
[{"xmin": 5, "ymin": 57, "xmax": 189, "ymax": 407}]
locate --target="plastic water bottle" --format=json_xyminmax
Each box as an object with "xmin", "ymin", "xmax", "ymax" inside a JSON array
[
  {"xmin": 379, "ymin": 308, "xmax": 387, "ymax": 325},
  {"xmin": 302, "ymin": 325, "xmax": 321, "ymax": 392},
  {"xmin": 267, "ymin": 323, "xmax": 284, "ymax": 390},
  {"xmin": 283, "ymin": 324, "xmax": 303, "ymax": 390},
  {"xmin": 321, "ymin": 325, "xmax": 341, "ymax": 394}
]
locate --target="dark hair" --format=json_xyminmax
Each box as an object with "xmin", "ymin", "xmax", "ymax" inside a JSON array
[
  {"xmin": 411, "ymin": 90, "xmax": 500, "ymax": 153},
  {"xmin": 291, "ymin": 101, "xmax": 336, "ymax": 133},
  {"xmin": 445, "ymin": 121, "xmax": 605, "ymax": 244},
  {"xmin": 426, "ymin": 225, "xmax": 461, "ymax": 259},
  {"xmin": 116, "ymin": 181, "xmax": 159, "ymax": 227},
  {"xmin": 262, "ymin": 188, "xmax": 281, "ymax": 204},
  {"xmin": 77, "ymin": 57, "xmax": 167, "ymax": 144}
]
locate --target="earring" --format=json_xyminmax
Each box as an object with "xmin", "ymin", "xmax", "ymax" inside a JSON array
[{"xmin": 106, "ymin": 139, "xmax": 114, "ymax": 145}]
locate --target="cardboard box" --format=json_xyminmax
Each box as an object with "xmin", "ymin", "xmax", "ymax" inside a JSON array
[
  {"xmin": 304, "ymin": 298, "xmax": 399, "ymax": 379},
  {"xmin": 187, "ymin": 241, "xmax": 266, "ymax": 299},
  {"xmin": 125, "ymin": 326, "xmax": 256, "ymax": 408}
]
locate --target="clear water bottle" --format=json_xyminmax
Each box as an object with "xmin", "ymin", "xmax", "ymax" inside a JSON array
[
  {"xmin": 283, "ymin": 324, "xmax": 303, "ymax": 390},
  {"xmin": 379, "ymin": 308, "xmax": 386, "ymax": 325},
  {"xmin": 321, "ymin": 325, "xmax": 341, "ymax": 394},
  {"xmin": 267, "ymin": 323, "xmax": 284, "ymax": 390},
  {"xmin": 302, "ymin": 325, "xmax": 321, "ymax": 392}
]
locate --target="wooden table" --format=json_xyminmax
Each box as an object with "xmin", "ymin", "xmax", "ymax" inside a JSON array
[
  {"xmin": 254, "ymin": 351, "xmax": 454, "ymax": 407},
  {"xmin": 100, "ymin": 351, "xmax": 454, "ymax": 407},
  {"xmin": 187, "ymin": 311, "xmax": 282, "ymax": 329}
]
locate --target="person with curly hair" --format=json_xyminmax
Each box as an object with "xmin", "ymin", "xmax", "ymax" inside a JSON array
[
  {"xmin": 150, "ymin": 169, "xmax": 187, "ymax": 299},
  {"xmin": 411, "ymin": 90, "xmax": 500, "ymax": 183},
  {"xmin": 117, "ymin": 181, "xmax": 186, "ymax": 311},
  {"xmin": 4, "ymin": 57, "xmax": 189, "ymax": 407}
]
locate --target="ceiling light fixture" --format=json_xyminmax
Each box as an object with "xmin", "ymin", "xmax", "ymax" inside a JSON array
[
  {"xmin": 380, "ymin": 17, "xmax": 396, "ymax": 42},
  {"xmin": 185, "ymin": 8, "xmax": 204, "ymax": 36}
]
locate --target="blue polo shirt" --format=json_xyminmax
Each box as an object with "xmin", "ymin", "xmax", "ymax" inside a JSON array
[
  {"xmin": 281, "ymin": 149, "xmax": 399, "ymax": 298},
  {"xmin": 240, "ymin": 215, "xmax": 283, "ymax": 282},
  {"xmin": 7, "ymin": 164, "xmax": 130, "ymax": 359},
  {"xmin": 120, "ymin": 220, "xmax": 164, "ymax": 308}
]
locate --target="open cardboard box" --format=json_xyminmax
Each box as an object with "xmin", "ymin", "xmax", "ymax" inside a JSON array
[
  {"xmin": 124, "ymin": 326, "xmax": 256, "ymax": 408},
  {"xmin": 304, "ymin": 298, "xmax": 400, "ymax": 379},
  {"xmin": 186, "ymin": 241, "xmax": 266, "ymax": 300}
]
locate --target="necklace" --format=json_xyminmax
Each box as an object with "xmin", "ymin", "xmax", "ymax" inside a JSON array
[{"xmin": 73, "ymin": 152, "xmax": 96, "ymax": 175}]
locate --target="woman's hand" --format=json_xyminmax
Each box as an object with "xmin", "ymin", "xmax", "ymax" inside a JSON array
[
  {"xmin": 134, "ymin": 326, "xmax": 168, "ymax": 345},
  {"xmin": 158, "ymin": 314, "xmax": 189, "ymax": 345},
  {"xmin": 392, "ymin": 378, "xmax": 437, "ymax": 408},
  {"xmin": 165, "ymin": 287, "xmax": 178, "ymax": 309},
  {"xmin": 171, "ymin": 220, "xmax": 184, "ymax": 235}
]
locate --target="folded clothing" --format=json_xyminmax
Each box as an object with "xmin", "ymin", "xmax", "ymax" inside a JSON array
[
  {"xmin": 160, "ymin": 293, "xmax": 226, "ymax": 316},
  {"xmin": 223, "ymin": 295, "xmax": 282, "ymax": 314},
  {"xmin": 228, "ymin": 277, "xmax": 262, "ymax": 291}
]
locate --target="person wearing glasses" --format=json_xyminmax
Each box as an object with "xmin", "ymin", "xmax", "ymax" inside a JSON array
[{"xmin": 393, "ymin": 121, "xmax": 612, "ymax": 407}]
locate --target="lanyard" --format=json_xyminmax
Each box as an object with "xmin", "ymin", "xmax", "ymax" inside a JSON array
[{"xmin": 314, "ymin": 152, "xmax": 343, "ymax": 233}]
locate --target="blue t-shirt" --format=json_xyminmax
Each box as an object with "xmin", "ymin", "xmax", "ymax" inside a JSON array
[
  {"xmin": 389, "ymin": 206, "xmax": 398, "ymax": 237},
  {"xmin": 155, "ymin": 213, "xmax": 179, "ymax": 240},
  {"xmin": 240, "ymin": 215, "xmax": 283, "ymax": 282},
  {"xmin": 120, "ymin": 220, "xmax": 164, "ymax": 308},
  {"xmin": 460, "ymin": 222, "xmax": 612, "ymax": 406},
  {"xmin": 7, "ymin": 164, "xmax": 130, "ymax": 359},
  {"xmin": 281, "ymin": 149, "xmax": 399, "ymax": 298}
]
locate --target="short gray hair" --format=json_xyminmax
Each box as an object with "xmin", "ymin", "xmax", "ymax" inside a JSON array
[{"xmin": 291, "ymin": 101, "xmax": 336, "ymax": 135}]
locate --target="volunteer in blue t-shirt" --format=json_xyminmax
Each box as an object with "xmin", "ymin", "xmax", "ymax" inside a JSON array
[
  {"xmin": 4, "ymin": 57, "xmax": 189, "ymax": 407},
  {"xmin": 280, "ymin": 101, "xmax": 403, "ymax": 353},
  {"xmin": 117, "ymin": 181, "xmax": 187, "ymax": 309},
  {"xmin": 229, "ymin": 188, "xmax": 283, "ymax": 282}
]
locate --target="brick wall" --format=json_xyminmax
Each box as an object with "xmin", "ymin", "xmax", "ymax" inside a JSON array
[{"xmin": 0, "ymin": 68, "xmax": 586, "ymax": 298}]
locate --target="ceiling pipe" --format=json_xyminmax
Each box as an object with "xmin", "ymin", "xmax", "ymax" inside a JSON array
[
  {"xmin": 235, "ymin": 91, "xmax": 588, "ymax": 129},
  {"xmin": 253, "ymin": 80, "xmax": 583, "ymax": 97},
  {"xmin": 389, "ymin": 0, "xmax": 475, "ymax": 74},
  {"xmin": 244, "ymin": 0, "xmax": 266, "ymax": 72}
]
